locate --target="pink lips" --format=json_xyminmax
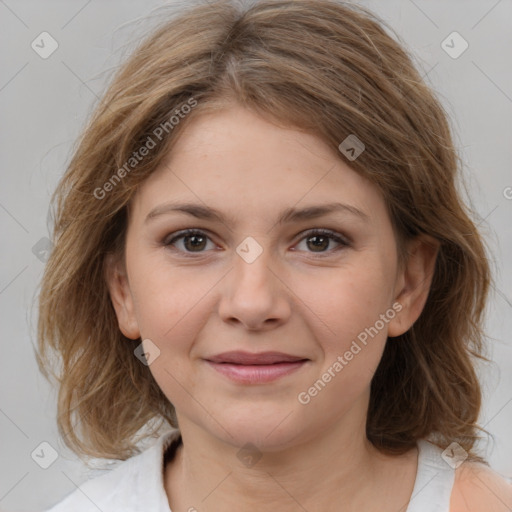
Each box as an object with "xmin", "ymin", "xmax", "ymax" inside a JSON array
[{"xmin": 205, "ymin": 351, "xmax": 309, "ymax": 384}]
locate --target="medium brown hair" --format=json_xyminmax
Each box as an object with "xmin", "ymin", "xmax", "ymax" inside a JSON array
[{"xmin": 36, "ymin": 0, "xmax": 493, "ymax": 462}]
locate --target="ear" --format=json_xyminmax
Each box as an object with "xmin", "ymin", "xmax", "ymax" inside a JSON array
[
  {"xmin": 104, "ymin": 253, "xmax": 141, "ymax": 340},
  {"xmin": 388, "ymin": 234, "xmax": 440, "ymax": 337}
]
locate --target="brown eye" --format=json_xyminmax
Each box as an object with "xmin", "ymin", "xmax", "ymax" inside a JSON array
[
  {"xmin": 306, "ymin": 234, "xmax": 330, "ymax": 252},
  {"xmin": 164, "ymin": 229, "xmax": 213, "ymax": 253},
  {"xmin": 294, "ymin": 229, "xmax": 349, "ymax": 255}
]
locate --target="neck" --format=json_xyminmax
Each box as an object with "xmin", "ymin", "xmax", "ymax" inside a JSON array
[{"xmin": 164, "ymin": 398, "xmax": 416, "ymax": 511}]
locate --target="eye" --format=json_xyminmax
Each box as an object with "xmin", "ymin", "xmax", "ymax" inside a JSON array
[
  {"xmin": 163, "ymin": 228, "xmax": 350, "ymax": 257},
  {"xmin": 163, "ymin": 229, "xmax": 216, "ymax": 255},
  {"xmin": 293, "ymin": 229, "xmax": 350, "ymax": 255}
]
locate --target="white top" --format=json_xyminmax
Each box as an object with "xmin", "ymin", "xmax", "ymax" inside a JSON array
[{"xmin": 44, "ymin": 430, "xmax": 455, "ymax": 511}]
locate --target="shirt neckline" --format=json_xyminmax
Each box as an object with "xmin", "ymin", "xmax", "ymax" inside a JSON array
[
  {"xmin": 405, "ymin": 439, "xmax": 456, "ymax": 512},
  {"xmin": 155, "ymin": 429, "xmax": 183, "ymax": 511},
  {"xmin": 154, "ymin": 433, "xmax": 454, "ymax": 512}
]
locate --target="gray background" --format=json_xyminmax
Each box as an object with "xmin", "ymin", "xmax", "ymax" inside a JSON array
[{"xmin": 1, "ymin": 0, "xmax": 511, "ymax": 510}]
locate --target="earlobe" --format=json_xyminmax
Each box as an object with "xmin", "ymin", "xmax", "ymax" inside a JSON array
[
  {"xmin": 387, "ymin": 234, "xmax": 440, "ymax": 338},
  {"xmin": 104, "ymin": 253, "xmax": 141, "ymax": 340}
]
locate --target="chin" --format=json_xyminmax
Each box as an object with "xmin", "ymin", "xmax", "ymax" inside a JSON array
[{"xmin": 208, "ymin": 406, "xmax": 309, "ymax": 453}]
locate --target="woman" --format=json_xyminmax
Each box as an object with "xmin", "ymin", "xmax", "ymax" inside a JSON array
[{"xmin": 37, "ymin": 0, "xmax": 512, "ymax": 510}]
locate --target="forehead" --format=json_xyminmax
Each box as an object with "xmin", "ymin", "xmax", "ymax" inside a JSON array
[{"xmin": 130, "ymin": 105, "xmax": 388, "ymax": 227}]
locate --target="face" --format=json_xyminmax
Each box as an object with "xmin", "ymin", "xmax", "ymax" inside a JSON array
[{"xmin": 107, "ymin": 104, "xmax": 436, "ymax": 452}]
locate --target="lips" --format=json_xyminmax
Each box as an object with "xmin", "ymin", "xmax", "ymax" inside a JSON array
[
  {"xmin": 204, "ymin": 351, "xmax": 309, "ymax": 384},
  {"xmin": 205, "ymin": 351, "xmax": 307, "ymax": 365}
]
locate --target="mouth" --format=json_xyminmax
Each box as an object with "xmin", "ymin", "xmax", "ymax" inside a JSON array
[{"xmin": 204, "ymin": 351, "xmax": 309, "ymax": 384}]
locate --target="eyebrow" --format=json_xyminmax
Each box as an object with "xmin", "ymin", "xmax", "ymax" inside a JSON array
[{"xmin": 145, "ymin": 201, "xmax": 370, "ymax": 226}]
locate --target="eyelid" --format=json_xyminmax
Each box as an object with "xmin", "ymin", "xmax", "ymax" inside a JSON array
[{"xmin": 294, "ymin": 227, "xmax": 352, "ymax": 246}]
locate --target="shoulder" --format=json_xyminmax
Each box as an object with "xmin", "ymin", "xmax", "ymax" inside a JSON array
[
  {"xmin": 43, "ymin": 430, "xmax": 179, "ymax": 512},
  {"xmin": 450, "ymin": 461, "xmax": 512, "ymax": 512},
  {"xmin": 44, "ymin": 459, "xmax": 138, "ymax": 511}
]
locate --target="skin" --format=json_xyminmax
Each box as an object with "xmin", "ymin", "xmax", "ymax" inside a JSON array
[{"xmin": 106, "ymin": 104, "xmax": 511, "ymax": 511}]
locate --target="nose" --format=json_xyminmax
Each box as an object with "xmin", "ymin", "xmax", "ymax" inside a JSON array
[{"xmin": 217, "ymin": 240, "xmax": 292, "ymax": 331}]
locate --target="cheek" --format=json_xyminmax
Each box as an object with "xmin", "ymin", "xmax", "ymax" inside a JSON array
[
  {"xmin": 127, "ymin": 249, "xmax": 214, "ymax": 341},
  {"xmin": 128, "ymin": 259, "xmax": 213, "ymax": 401},
  {"xmin": 290, "ymin": 256, "xmax": 393, "ymax": 346},
  {"xmin": 293, "ymin": 267, "xmax": 390, "ymax": 412},
  {"xmin": 289, "ymin": 257, "xmax": 394, "ymax": 405}
]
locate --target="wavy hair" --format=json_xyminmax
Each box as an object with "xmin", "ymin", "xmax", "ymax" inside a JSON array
[{"xmin": 35, "ymin": 0, "xmax": 492, "ymax": 462}]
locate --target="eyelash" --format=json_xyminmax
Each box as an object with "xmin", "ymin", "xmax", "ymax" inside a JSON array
[{"xmin": 162, "ymin": 228, "xmax": 350, "ymax": 258}]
